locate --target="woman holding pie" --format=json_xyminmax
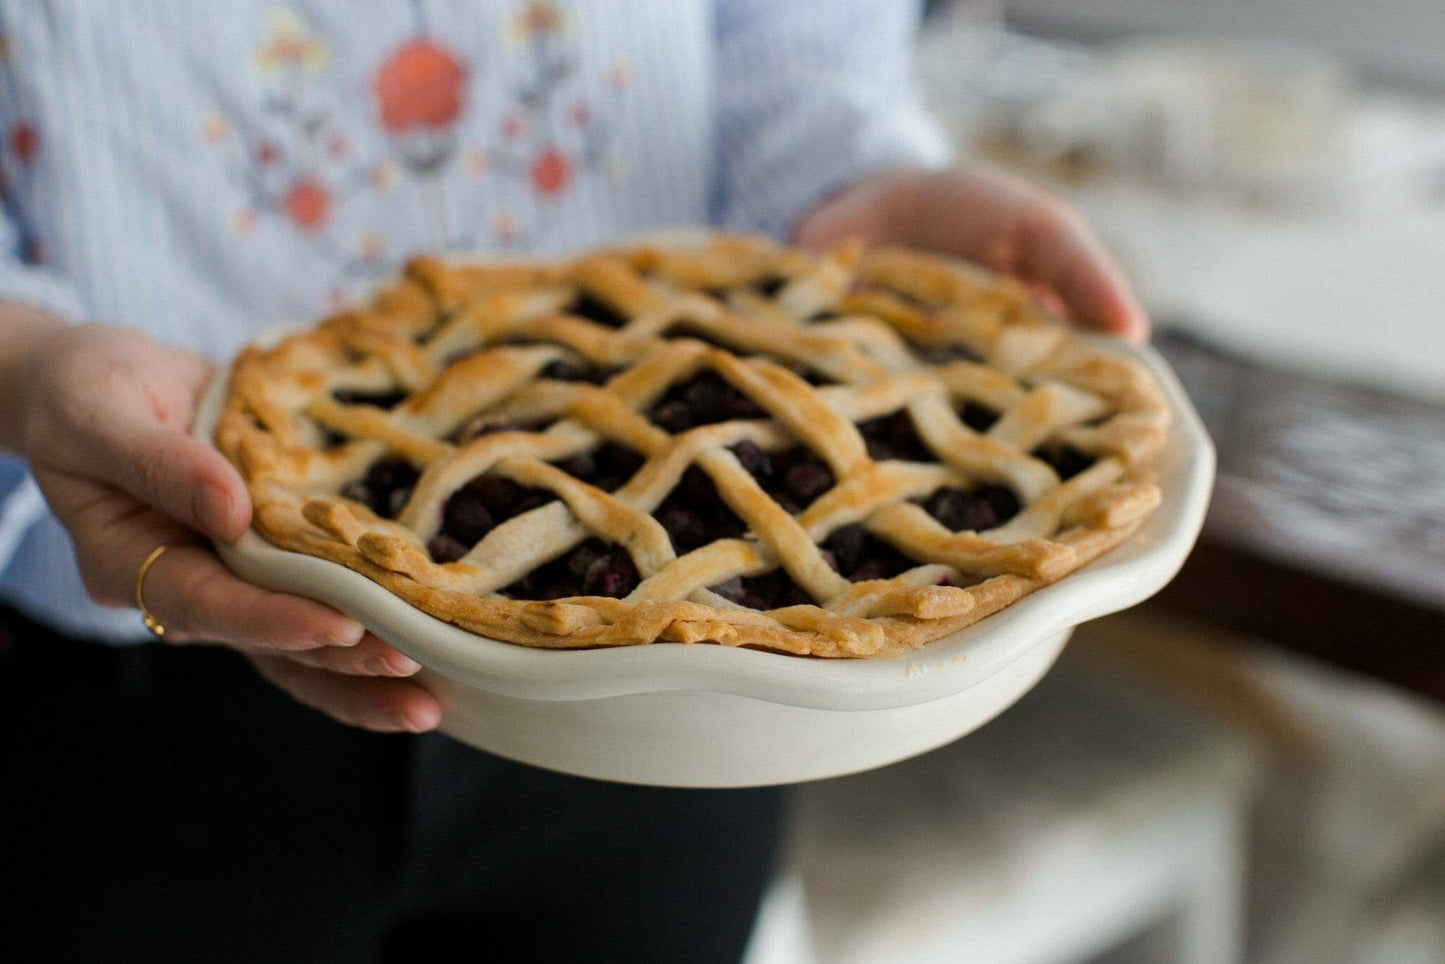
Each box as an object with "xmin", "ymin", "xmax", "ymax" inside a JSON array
[{"xmin": 0, "ymin": 2, "xmax": 1146, "ymax": 960}]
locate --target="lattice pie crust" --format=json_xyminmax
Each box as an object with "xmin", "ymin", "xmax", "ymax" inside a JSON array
[{"xmin": 215, "ymin": 236, "xmax": 1169, "ymax": 658}]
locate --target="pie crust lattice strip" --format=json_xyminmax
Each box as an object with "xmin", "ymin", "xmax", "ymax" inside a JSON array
[{"xmin": 215, "ymin": 235, "xmax": 1170, "ymax": 659}]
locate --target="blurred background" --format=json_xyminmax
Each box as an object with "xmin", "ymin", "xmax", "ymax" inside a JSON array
[{"xmin": 748, "ymin": 2, "xmax": 1445, "ymax": 962}]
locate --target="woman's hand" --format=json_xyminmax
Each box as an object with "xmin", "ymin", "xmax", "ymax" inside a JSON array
[
  {"xmin": 20, "ymin": 322, "xmax": 441, "ymax": 733},
  {"xmin": 796, "ymin": 165, "xmax": 1150, "ymax": 342}
]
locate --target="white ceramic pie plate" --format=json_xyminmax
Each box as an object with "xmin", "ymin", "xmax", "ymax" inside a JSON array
[{"xmin": 196, "ymin": 322, "xmax": 1213, "ymax": 787}]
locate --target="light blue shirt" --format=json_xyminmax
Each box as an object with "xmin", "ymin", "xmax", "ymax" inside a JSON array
[{"xmin": 0, "ymin": 0, "xmax": 950, "ymax": 641}]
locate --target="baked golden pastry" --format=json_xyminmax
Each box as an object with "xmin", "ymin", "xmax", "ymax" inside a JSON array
[{"xmin": 215, "ymin": 235, "xmax": 1169, "ymax": 658}]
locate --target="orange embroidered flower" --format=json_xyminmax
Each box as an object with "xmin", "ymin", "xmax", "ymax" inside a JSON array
[
  {"xmin": 530, "ymin": 148, "xmax": 572, "ymax": 197},
  {"xmin": 283, "ymin": 179, "xmax": 331, "ymax": 231},
  {"xmin": 374, "ymin": 40, "xmax": 468, "ymax": 133}
]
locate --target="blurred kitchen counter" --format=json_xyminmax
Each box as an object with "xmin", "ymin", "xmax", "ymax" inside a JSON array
[{"xmin": 1149, "ymin": 331, "xmax": 1445, "ymax": 702}]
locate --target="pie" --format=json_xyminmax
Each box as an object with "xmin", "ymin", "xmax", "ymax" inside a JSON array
[{"xmin": 214, "ymin": 235, "xmax": 1169, "ymax": 658}]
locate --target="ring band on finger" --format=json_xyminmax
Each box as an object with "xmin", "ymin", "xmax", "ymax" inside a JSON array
[{"xmin": 136, "ymin": 543, "xmax": 172, "ymax": 637}]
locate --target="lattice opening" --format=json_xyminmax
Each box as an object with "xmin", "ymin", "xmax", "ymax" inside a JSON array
[
  {"xmin": 656, "ymin": 466, "xmax": 747, "ymax": 554},
  {"xmin": 820, "ymin": 523, "xmax": 919, "ymax": 582},
  {"xmin": 568, "ymin": 289, "xmax": 629, "ymax": 328},
  {"xmin": 732, "ymin": 441, "xmax": 836, "ymax": 515},
  {"xmin": 858, "ymin": 410, "xmax": 934, "ymax": 463},
  {"xmin": 647, "ymin": 370, "xmax": 767, "ymax": 431},
  {"xmin": 914, "ymin": 484, "xmax": 1020, "ymax": 533},
  {"xmin": 1032, "ymin": 443, "xmax": 1096, "ymax": 481},
  {"xmin": 340, "ymin": 457, "xmax": 420, "ymax": 520},
  {"xmin": 503, "ymin": 538, "xmax": 639, "ymax": 600},
  {"xmin": 427, "ymin": 478, "xmax": 557, "ymax": 563}
]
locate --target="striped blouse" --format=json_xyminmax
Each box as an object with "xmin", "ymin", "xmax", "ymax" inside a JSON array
[{"xmin": 0, "ymin": 0, "xmax": 949, "ymax": 641}]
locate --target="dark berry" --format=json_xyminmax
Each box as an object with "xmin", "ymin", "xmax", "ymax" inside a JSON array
[
  {"xmin": 658, "ymin": 506, "xmax": 707, "ymax": 553},
  {"xmin": 570, "ymin": 290, "xmax": 629, "ymax": 328},
  {"xmin": 824, "ymin": 524, "xmax": 866, "ymax": 574},
  {"xmin": 582, "ymin": 550, "xmax": 639, "ymax": 598},
  {"xmin": 653, "ymin": 400, "xmax": 693, "ymax": 433},
  {"xmin": 427, "ymin": 534, "xmax": 469, "ymax": 564},
  {"xmin": 783, "ymin": 462, "xmax": 833, "ymax": 503},
  {"xmin": 731, "ymin": 439, "xmax": 772, "ymax": 478},
  {"xmin": 960, "ymin": 402, "xmax": 999, "ymax": 433},
  {"xmin": 332, "ymin": 389, "xmax": 407, "ymax": 410},
  {"xmin": 540, "ymin": 360, "xmax": 586, "ymax": 382},
  {"xmin": 441, "ymin": 489, "xmax": 495, "ymax": 545}
]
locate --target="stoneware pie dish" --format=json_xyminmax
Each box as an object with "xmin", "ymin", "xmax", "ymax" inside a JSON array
[{"xmin": 197, "ymin": 233, "xmax": 1213, "ymax": 787}]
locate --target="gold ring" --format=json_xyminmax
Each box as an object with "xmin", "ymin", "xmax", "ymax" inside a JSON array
[{"xmin": 136, "ymin": 544, "xmax": 171, "ymax": 637}]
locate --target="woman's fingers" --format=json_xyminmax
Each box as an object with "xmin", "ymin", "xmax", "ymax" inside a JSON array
[
  {"xmin": 1014, "ymin": 197, "xmax": 1150, "ymax": 342},
  {"xmin": 253, "ymin": 632, "xmax": 423, "ymax": 677},
  {"xmin": 141, "ymin": 542, "xmax": 365, "ymax": 650},
  {"xmin": 25, "ymin": 325, "xmax": 251, "ymax": 541},
  {"xmin": 248, "ymin": 653, "xmax": 442, "ymax": 733},
  {"xmin": 796, "ymin": 166, "xmax": 1150, "ymax": 342},
  {"xmin": 75, "ymin": 416, "xmax": 251, "ymax": 543}
]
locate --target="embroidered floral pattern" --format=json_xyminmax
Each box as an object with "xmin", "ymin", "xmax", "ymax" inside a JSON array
[{"xmin": 204, "ymin": 1, "xmax": 626, "ymax": 293}]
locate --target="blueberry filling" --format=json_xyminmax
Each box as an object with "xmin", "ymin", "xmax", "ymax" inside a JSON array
[
  {"xmin": 911, "ymin": 341, "xmax": 981, "ymax": 366},
  {"xmin": 914, "ymin": 484, "xmax": 1020, "ymax": 532},
  {"xmin": 959, "ymin": 401, "xmax": 1000, "ymax": 433},
  {"xmin": 1033, "ymin": 443, "xmax": 1095, "ymax": 481},
  {"xmin": 654, "ymin": 466, "xmax": 747, "ymax": 554},
  {"xmin": 332, "ymin": 388, "xmax": 408, "ymax": 410},
  {"xmin": 502, "ymin": 538, "xmax": 639, "ymax": 600},
  {"xmin": 857, "ymin": 410, "xmax": 933, "ymax": 463},
  {"xmin": 569, "ymin": 289, "xmax": 629, "ymax": 329},
  {"xmin": 732, "ymin": 441, "xmax": 835, "ymax": 514},
  {"xmin": 340, "ymin": 457, "xmax": 420, "ymax": 520},
  {"xmin": 427, "ymin": 478, "xmax": 558, "ymax": 563},
  {"xmin": 318, "ymin": 425, "xmax": 348, "ymax": 450},
  {"xmin": 648, "ymin": 371, "xmax": 766, "ymax": 432},
  {"xmin": 820, "ymin": 523, "xmax": 918, "ymax": 582},
  {"xmin": 710, "ymin": 569, "xmax": 813, "ymax": 611},
  {"xmin": 752, "ymin": 275, "xmax": 788, "ymax": 298},
  {"xmin": 552, "ymin": 442, "xmax": 645, "ymax": 493},
  {"xmin": 538, "ymin": 358, "xmax": 618, "ymax": 385}
]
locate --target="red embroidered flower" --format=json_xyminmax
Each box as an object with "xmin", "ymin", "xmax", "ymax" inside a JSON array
[
  {"xmin": 256, "ymin": 140, "xmax": 282, "ymax": 166},
  {"xmin": 327, "ymin": 134, "xmax": 349, "ymax": 160},
  {"xmin": 283, "ymin": 179, "xmax": 331, "ymax": 231},
  {"xmin": 501, "ymin": 114, "xmax": 525, "ymax": 141},
  {"xmin": 568, "ymin": 101, "xmax": 590, "ymax": 128},
  {"xmin": 530, "ymin": 149, "xmax": 571, "ymax": 197},
  {"xmin": 374, "ymin": 40, "xmax": 468, "ymax": 133},
  {"xmin": 10, "ymin": 122, "xmax": 39, "ymax": 164}
]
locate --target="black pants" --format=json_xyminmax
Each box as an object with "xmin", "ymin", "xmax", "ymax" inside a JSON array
[{"xmin": 0, "ymin": 610, "xmax": 785, "ymax": 963}]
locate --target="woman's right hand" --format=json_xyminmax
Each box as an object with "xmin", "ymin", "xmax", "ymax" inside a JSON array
[{"xmin": 20, "ymin": 322, "xmax": 441, "ymax": 733}]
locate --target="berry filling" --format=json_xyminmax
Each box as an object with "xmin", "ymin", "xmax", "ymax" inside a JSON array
[
  {"xmin": 1033, "ymin": 443, "xmax": 1096, "ymax": 481},
  {"xmin": 551, "ymin": 442, "xmax": 646, "ymax": 494},
  {"xmin": 710, "ymin": 568, "xmax": 813, "ymax": 610},
  {"xmin": 857, "ymin": 410, "xmax": 933, "ymax": 462},
  {"xmin": 731, "ymin": 440, "xmax": 835, "ymax": 514},
  {"xmin": 655, "ymin": 466, "xmax": 747, "ymax": 554},
  {"xmin": 911, "ymin": 341, "xmax": 981, "ymax": 366},
  {"xmin": 503, "ymin": 538, "xmax": 640, "ymax": 600},
  {"xmin": 538, "ymin": 358, "xmax": 618, "ymax": 385},
  {"xmin": 340, "ymin": 457, "xmax": 421, "ymax": 520},
  {"xmin": 915, "ymin": 484, "xmax": 1020, "ymax": 532},
  {"xmin": 427, "ymin": 478, "xmax": 557, "ymax": 563},
  {"xmin": 648, "ymin": 371, "xmax": 767, "ymax": 432},
  {"xmin": 569, "ymin": 289, "xmax": 629, "ymax": 329},
  {"xmin": 332, "ymin": 389, "xmax": 408, "ymax": 410},
  {"xmin": 959, "ymin": 401, "xmax": 1000, "ymax": 433},
  {"xmin": 820, "ymin": 523, "xmax": 919, "ymax": 582}
]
